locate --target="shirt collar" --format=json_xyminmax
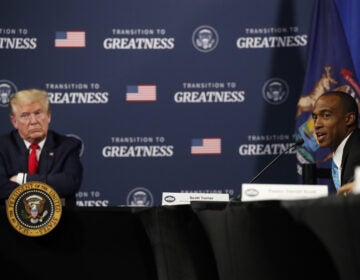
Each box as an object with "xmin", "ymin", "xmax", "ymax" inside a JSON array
[{"xmin": 24, "ymin": 138, "xmax": 46, "ymax": 150}]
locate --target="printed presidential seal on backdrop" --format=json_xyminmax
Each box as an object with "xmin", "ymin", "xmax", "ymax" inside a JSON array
[
  {"xmin": 192, "ymin": 25, "xmax": 219, "ymax": 52},
  {"xmin": 6, "ymin": 181, "xmax": 62, "ymax": 237},
  {"xmin": 0, "ymin": 80, "xmax": 18, "ymax": 107}
]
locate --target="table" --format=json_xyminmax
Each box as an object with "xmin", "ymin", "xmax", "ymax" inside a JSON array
[{"xmin": 1, "ymin": 195, "xmax": 359, "ymax": 280}]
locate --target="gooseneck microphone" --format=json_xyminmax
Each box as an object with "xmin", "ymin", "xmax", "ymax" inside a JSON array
[
  {"xmin": 249, "ymin": 138, "xmax": 304, "ymax": 184},
  {"xmin": 232, "ymin": 138, "xmax": 304, "ymax": 202}
]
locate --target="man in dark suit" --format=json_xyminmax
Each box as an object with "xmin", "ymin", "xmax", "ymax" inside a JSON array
[
  {"xmin": 312, "ymin": 90, "xmax": 360, "ymax": 195},
  {"xmin": 0, "ymin": 89, "xmax": 83, "ymax": 206}
]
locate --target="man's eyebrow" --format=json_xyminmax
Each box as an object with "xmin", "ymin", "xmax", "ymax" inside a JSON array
[{"xmin": 312, "ymin": 109, "xmax": 332, "ymax": 116}]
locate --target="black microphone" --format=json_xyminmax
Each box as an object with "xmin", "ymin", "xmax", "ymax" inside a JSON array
[
  {"xmin": 232, "ymin": 138, "xmax": 304, "ymax": 201},
  {"xmin": 248, "ymin": 138, "xmax": 304, "ymax": 184}
]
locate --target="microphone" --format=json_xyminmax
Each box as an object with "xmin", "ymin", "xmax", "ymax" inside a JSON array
[
  {"xmin": 232, "ymin": 138, "xmax": 304, "ymax": 201},
  {"xmin": 248, "ymin": 138, "xmax": 304, "ymax": 184}
]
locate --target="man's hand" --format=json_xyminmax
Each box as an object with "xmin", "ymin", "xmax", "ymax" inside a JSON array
[
  {"xmin": 10, "ymin": 175, "xmax": 18, "ymax": 183},
  {"xmin": 337, "ymin": 181, "xmax": 354, "ymax": 195}
]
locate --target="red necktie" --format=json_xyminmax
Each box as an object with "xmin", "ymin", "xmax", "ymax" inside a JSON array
[{"xmin": 28, "ymin": 144, "xmax": 39, "ymax": 174}]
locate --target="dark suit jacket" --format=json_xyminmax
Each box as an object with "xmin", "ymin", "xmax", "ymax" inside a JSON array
[
  {"xmin": 0, "ymin": 129, "xmax": 83, "ymax": 206},
  {"xmin": 338, "ymin": 128, "xmax": 360, "ymax": 187}
]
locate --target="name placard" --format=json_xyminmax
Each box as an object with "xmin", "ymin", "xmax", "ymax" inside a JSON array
[
  {"xmin": 162, "ymin": 192, "xmax": 229, "ymax": 206},
  {"xmin": 354, "ymin": 166, "xmax": 360, "ymax": 194},
  {"xmin": 241, "ymin": 183, "xmax": 328, "ymax": 202}
]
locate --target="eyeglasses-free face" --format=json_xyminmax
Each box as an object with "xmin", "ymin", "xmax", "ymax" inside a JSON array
[{"xmin": 10, "ymin": 101, "xmax": 51, "ymax": 143}]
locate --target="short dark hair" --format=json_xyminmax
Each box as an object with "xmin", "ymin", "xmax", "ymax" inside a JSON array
[{"xmin": 326, "ymin": 91, "xmax": 358, "ymax": 124}]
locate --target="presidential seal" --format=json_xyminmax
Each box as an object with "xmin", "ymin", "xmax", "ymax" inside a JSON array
[{"xmin": 6, "ymin": 181, "xmax": 62, "ymax": 237}]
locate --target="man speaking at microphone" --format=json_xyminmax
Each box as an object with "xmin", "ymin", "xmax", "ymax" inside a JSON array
[
  {"xmin": 312, "ymin": 91, "xmax": 360, "ymax": 195},
  {"xmin": 0, "ymin": 89, "xmax": 83, "ymax": 206}
]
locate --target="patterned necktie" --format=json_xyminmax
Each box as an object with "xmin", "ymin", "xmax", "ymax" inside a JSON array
[
  {"xmin": 28, "ymin": 144, "xmax": 39, "ymax": 174},
  {"xmin": 331, "ymin": 160, "xmax": 340, "ymax": 190}
]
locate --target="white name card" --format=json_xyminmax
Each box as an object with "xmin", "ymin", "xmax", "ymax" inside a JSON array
[
  {"xmin": 162, "ymin": 192, "xmax": 229, "ymax": 206},
  {"xmin": 241, "ymin": 183, "xmax": 328, "ymax": 202},
  {"xmin": 354, "ymin": 166, "xmax": 360, "ymax": 194}
]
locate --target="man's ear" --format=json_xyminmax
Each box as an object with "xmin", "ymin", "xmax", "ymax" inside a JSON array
[{"xmin": 345, "ymin": 112, "xmax": 356, "ymax": 127}]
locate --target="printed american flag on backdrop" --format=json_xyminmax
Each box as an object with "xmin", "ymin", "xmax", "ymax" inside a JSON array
[
  {"xmin": 191, "ymin": 138, "xmax": 221, "ymax": 155},
  {"xmin": 126, "ymin": 85, "xmax": 157, "ymax": 102},
  {"xmin": 55, "ymin": 31, "xmax": 86, "ymax": 48}
]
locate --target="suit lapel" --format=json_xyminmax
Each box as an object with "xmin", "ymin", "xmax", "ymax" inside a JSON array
[
  {"xmin": 340, "ymin": 129, "xmax": 359, "ymax": 182},
  {"xmin": 38, "ymin": 132, "xmax": 55, "ymax": 174}
]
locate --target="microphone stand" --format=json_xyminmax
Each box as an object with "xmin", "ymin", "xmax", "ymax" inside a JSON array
[
  {"xmin": 232, "ymin": 139, "xmax": 303, "ymax": 202},
  {"xmin": 249, "ymin": 143, "xmax": 297, "ymax": 183}
]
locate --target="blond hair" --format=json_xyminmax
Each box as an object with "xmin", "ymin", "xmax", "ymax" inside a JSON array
[{"xmin": 9, "ymin": 89, "xmax": 50, "ymax": 115}]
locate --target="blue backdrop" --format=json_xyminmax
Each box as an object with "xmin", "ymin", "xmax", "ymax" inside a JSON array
[{"xmin": 0, "ymin": 0, "xmax": 344, "ymax": 206}]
